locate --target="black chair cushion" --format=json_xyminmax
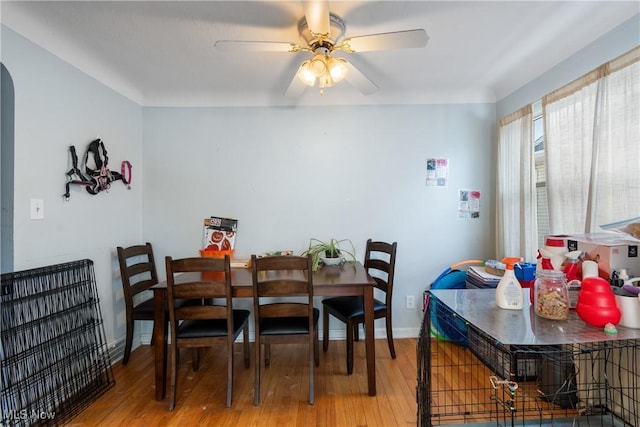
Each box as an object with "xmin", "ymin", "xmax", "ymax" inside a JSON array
[
  {"xmin": 322, "ymin": 296, "xmax": 386, "ymax": 320},
  {"xmin": 176, "ymin": 309, "xmax": 250, "ymax": 339},
  {"xmin": 259, "ymin": 308, "xmax": 319, "ymax": 335},
  {"xmin": 131, "ymin": 298, "xmax": 156, "ymax": 318}
]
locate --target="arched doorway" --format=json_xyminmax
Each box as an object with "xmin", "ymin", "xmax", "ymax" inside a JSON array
[{"xmin": 1, "ymin": 62, "xmax": 15, "ymax": 273}]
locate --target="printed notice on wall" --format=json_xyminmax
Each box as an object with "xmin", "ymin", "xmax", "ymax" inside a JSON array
[
  {"xmin": 426, "ymin": 158, "xmax": 448, "ymax": 187},
  {"xmin": 458, "ymin": 190, "xmax": 480, "ymax": 218}
]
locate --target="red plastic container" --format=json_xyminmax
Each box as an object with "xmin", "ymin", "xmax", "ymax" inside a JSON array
[
  {"xmin": 199, "ymin": 249, "xmax": 234, "ymax": 259},
  {"xmin": 576, "ymin": 277, "xmax": 621, "ymax": 327}
]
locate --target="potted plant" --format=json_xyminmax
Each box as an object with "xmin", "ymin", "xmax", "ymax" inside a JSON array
[{"xmin": 302, "ymin": 238, "xmax": 356, "ymax": 271}]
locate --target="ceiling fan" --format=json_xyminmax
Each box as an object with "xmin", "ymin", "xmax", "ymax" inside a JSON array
[{"xmin": 214, "ymin": 0, "xmax": 429, "ymax": 97}]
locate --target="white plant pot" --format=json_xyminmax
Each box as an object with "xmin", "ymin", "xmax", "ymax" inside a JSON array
[{"xmin": 321, "ymin": 256, "xmax": 344, "ymax": 266}]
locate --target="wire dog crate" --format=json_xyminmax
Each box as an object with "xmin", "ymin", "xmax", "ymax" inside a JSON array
[
  {"xmin": 1, "ymin": 259, "xmax": 114, "ymax": 426},
  {"xmin": 418, "ymin": 289, "xmax": 640, "ymax": 427}
]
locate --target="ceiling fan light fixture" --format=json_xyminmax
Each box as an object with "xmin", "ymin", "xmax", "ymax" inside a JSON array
[
  {"xmin": 317, "ymin": 73, "xmax": 334, "ymax": 89},
  {"xmin": 297, "ymin": 60, "xmax": 316, "ymax": 86},
  {"xmin": 297, "ymin": 53, "xmax": 349, "ymax": 90},
  {"xmin": 309, "ymin": 53, "xmax": 328, "ymax": 77},
  {"xmin": 328, "ymin": 57, "xmax": 348, "ymax": 83}
]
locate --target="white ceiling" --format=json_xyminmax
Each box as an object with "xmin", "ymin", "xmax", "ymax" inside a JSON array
[{"xmin": 2, "ymin": 1, "xmax": 638, "ymax": 107}]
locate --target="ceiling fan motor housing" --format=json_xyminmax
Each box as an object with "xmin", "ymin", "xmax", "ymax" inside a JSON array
[{"xmin": 298, "ymin": 12, "xmax": 346, "ymax": 51}]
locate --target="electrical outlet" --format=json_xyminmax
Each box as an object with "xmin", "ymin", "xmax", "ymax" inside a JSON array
[{"xmin": 406, "ymin": 295, "xmax": 415, "ymax": 309}]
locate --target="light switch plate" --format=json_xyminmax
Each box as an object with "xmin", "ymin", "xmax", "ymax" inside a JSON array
[{"xmin": 30, "ymin": 199, "xmax": 44, "ymax": 220}]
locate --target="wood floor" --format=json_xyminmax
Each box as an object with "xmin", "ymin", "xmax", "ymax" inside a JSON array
[{"xmin": 68, "ymin": 338, "xmax": 418, "ymax": 427}]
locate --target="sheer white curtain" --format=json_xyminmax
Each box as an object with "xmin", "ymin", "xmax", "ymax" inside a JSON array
[
  {"xmin": 591, "ymin": 51, "xmax": 640, "ymax": 229},
  {"xmin": 542, "ymin": 72, "xmax": 598, "ymax": 233},
  {"xmin": 496, "ymin": 105, "xmax": 537, "ymax": 261},
  {"xmin": 543, "ymin": 47, "xmax": 640, "ymax": 233}
]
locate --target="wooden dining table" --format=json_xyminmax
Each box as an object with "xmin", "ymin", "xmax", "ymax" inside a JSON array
[{"xmin": 150, "ymin": 261, "xmax": 378, "ymax": 400}]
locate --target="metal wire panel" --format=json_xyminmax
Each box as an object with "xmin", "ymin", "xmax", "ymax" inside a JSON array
[{"xmin": 1, "ymin": 259, "xmax": 114, "ymax": 426}]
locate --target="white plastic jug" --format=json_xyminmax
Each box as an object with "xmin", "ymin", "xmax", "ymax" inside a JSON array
[{"xmin": 615, "ymin": 277, "xmax": 640, "ymax": 329}]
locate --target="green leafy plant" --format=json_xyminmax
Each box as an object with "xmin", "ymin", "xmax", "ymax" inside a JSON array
[{"xmin": 302, "ymin": 238, "xmax": 356, "ymax": 271}]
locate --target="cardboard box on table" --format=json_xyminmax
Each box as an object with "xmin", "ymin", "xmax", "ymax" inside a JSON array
[
  {"xmin": 548, "ymin": 233, "xmax": 640, "ymax": 279},
  {"xmin": 203, "ymin": 217, "xmax": 238, "ymax": 251}
]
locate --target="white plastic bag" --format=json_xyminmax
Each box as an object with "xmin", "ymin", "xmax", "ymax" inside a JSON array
[{"xmin": 600, "ymin": 217, "xmax": 640, "ymax": 240}]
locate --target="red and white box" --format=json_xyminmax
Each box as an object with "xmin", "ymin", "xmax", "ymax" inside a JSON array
[
  {"xmin": 548, "ymin": 233, "xmax": 640, "ymax": 279},
  {"xmin": 203, "ymin": 217, "xmax": 238, "ymax": 251}
]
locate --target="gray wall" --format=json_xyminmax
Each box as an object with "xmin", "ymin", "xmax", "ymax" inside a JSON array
[
  {"xmin": 1, "ymin": 63, "xmax": 15, "ymax": 273},
  {"xmin": 1, "ymin": 27, "xmax": 144, "ymax": 350},
  {"xmin": 142, "ymin": 104, "xmax": 496, "ymax": 338}
]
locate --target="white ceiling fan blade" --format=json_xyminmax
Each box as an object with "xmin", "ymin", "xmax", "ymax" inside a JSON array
[
  {"xmin": 214, "ymin": 40, "xmax": 298, "ymax": 53},
  {"xmin": 302, "ymin": 0, "xmax": 330, "ymax": 36},
  {"xmin": 284, "ymin": 66, "xmax": 307, "ymax": 98},
  {"xmin": 343, "ymin": 60, "xmax": 378, "ymax": 95},
  {"xmin": 343, "ymin": 29, "xmax": 428, "ymax": 53}
]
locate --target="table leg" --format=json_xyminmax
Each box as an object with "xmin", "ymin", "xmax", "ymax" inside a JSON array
[
  {"xmin": 364, "ymin": 284, "xmax": 376, "ymax": 396},
  {"xmin": 153, "ymin": 290, "xmax": 167, "ymax": 401}
]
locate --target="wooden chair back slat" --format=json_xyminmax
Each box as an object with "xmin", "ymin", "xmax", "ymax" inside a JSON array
[{"xmin": 116, "ymin": 242, "xmax": 159, "ymax": 365}]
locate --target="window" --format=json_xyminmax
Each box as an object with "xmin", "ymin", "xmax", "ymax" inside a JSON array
[{"xmin": 533, "ymin": 101, "xmax": 549, "ymax": 248}]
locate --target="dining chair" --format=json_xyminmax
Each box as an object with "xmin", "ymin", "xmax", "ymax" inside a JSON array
[
  {"xmin": 165, "ymin": 255, "xmax": 250, "ymax": 410},
  {"xmin": 117, "ymin": 242, "xmax": 160, "ymax": 365},
  {"xmin": 321, "ymin": 239, "xmax": 398, "ymax": 375},
  {"xmin": 251, "ymin": 254, "xmax": 319, "ymax": 405}
]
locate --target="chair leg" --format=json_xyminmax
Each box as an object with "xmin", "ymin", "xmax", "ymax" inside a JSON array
[
  {"xmin": 168, "ymin": 343, "xmax": 178, "ymax": 411},
  {"xmin": 309, "ymin": 333, "xmax": 315, "ymax": 404},
  {"xmin": 122, "ymin": 317, "xmax": 134, "ymax": 365},
  {"xmin": 353, "ymin": 322, "xmax": 360, "ymax": 342},
  {"xmin": 227, "ymin": 342, "xmax": 233, "ymax": 407},
  {"xmin": 172, "ymin": 321, "xmax": 181, "ymax": 365},
  {"xmin": 243, "ymin": 325, "xmax": 250, "ymax": 369},
  {"xmin": 386, "ymin": 314, "xmax": 396, "ymax": 359},
  {"xmin": 150, "ymin": 320, "xmax": 156, "ymax": 346},
  {"xmin": 314, "ymin": 328, "xmax": 320, "ymax": 367},
  {"xmin": 253, "ymin": 341, "xmax": 261, "ymax": 406},
  {"xmin": 346, "ymin": 320, "xmax": 354, "ymax": 375},
  {"xmin": 322, "ymin": 307, "xmax": 330, "ymax": 352}
]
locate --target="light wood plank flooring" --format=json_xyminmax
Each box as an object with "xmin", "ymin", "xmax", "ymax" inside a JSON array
[{"xmin": 68, "ymin": 338, "xmax": 418, "ymax": 426}]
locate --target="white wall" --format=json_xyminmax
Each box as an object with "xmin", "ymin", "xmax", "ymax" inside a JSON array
[
  {"xmin": 1, "ymin": 27, "xmax": 144, "ymax": 350},
  {"xmin": 142, "ymin": 105, "xmax": 497, "ymax": 338}
]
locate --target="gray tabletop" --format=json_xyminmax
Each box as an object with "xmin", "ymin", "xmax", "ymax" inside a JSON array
[{"xmin": 430, "ymin": 288, "xmax": 640, "ymax": 346}]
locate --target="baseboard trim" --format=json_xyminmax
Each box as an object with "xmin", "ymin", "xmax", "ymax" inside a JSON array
[
  {"xmin": 138, "ymin": 327, "xmax": 420, "ymax": 346},
  {"xmin": 108, "ymin": 339, "xmax": 125, "ymax": 364}
]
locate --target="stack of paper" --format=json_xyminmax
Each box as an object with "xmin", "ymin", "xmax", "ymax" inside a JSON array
[
  {"xmin": 466, "ymin": 265, "xmax": 502, "ymax": 289},
  {"xmin": 230, "ymin": 259, "xmax": 250, "ymax": 269}
]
